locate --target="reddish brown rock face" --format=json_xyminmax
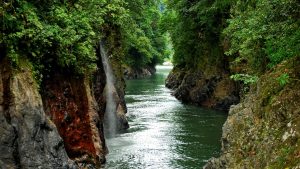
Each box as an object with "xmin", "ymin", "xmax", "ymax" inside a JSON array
[{"xmin": 42, "ymin": 73, "xmax": 105, "ymax": 166}]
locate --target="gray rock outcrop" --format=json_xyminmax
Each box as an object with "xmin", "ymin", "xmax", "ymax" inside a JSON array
[{"xmin": 0, "ymin": 60, "xmax": 76, "ymax": 169}]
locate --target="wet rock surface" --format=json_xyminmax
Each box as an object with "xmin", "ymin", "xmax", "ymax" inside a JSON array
[
  {"xmin": 166, "ymin": 66, "xmax": 239, "ymax": 111},
  {"xmin": 42, "ymin": 72, "xmax": 105, "ymax": 167},
  {"xmin": 0, "ymin": 60, "xmax": 76, "ymax": 169},
  {"xmin": 97, "ymin": 32, "xmax": 130, "ymax": 131}
]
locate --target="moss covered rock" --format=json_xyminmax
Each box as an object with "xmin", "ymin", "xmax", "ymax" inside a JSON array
[{"xmin": 204, "ymin": 57, "xmax": 300, "ymax": 168}]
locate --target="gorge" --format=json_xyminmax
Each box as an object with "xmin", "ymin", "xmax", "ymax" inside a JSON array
[{"xmin": 1, "ymin": 0, "xmax": 299, "ymax": 168}]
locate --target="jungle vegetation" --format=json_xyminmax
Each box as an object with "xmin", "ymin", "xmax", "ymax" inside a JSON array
[{"xmin": 1, "ymin": 0, "xmax": 299, "ymax": 83}]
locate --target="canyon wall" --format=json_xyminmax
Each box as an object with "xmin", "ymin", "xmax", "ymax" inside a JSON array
[
  {"xmin": 204, "ymin": 58, "xmax": 300, "ymax": 168},
  {"xmin": 166, "ymin": 57, "xmax": 239, "ymax": 112},
  {"xmin": 41, "ymin": 72, "xmax": 106, "ymax": 167},
  {"xmin": 0, "ymin": 59, "xmax": 76, "ymax": 168},
  {"xmin": 0, "ymin": 47, "xmax": 129, "ymax": 168}
]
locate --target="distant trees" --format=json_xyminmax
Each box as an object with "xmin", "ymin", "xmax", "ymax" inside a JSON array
[
  {"xmin": 161, "ymin": 0, "xmax": 232, "ymax": 68},
  {"xmin": 122, "ymin": 0, "xmax": 168, "ymax": 68}
]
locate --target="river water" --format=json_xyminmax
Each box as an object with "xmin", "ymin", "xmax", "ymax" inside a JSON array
[{"xmin": 105, "ymin": 66, "xmax": 227, "ymax": 169}]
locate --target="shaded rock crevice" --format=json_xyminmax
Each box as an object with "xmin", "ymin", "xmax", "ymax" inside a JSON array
[
  {"xmin": 12, "ymin": 126, "xmax": 21, "ymax": 169},
  {"xmin": 1, "ymin": 61, "xmax": 12, "ymax": 124}
]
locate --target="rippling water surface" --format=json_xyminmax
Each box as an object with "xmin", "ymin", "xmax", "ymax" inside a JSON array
[{"xmin": 105, "ymin": 66, "xmax": 227, "ymax": 169}]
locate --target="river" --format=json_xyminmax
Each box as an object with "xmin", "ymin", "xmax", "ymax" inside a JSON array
[{"xmin": 105, "ymin": 66, "xmax": 227, "ymax": 169}]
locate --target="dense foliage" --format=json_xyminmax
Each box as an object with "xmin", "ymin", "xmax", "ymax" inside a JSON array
[
  {"xmin": 162, "ymin": 0, "xmax": 232, "ymax": 68},
  {"xmin": 1, "ymin": 0, "xmax": 168, "ymax": 76},
  {"xmin": 224, "ymin": 0, "xmax": 300, "ymax": 74},
  {"xmin": 122, "ymin": 0, "xmax": 168, "ymax": 68},
  {"xmin": 2, "ymin": 0, "xmax": 299, "ymax": 81},
  {"xmin": 163, "ymin": 0, "xmax": 299, "ymax": 84},
  {"xmin": 2, "ymin": 0, "xmax": 127, "ymax": 74}
]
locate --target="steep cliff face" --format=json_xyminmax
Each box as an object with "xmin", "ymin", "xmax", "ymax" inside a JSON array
[
  {"xmin": 0, "ymin": 37, "xmax": 130, "ymax": 167},
  {"xmin": 0, "ymin": 59, "xmax": 75, "ymax": 168},
  {"xmin": 0, "ymin": 58, "xmax": 129, "ymax": 168},
  {"xmin": 204, "ymin": 58, "xmax": 300, "ymax": 168},
  {"xmin": 42, "ymin": 72, "xmax": 106, "ymax": 167},
  {"xmin": 39, "ymin": 41, "xmax": 130, "ymax": 166},
  {"xmin": 166, "ymin": 66, "xmax": 239, "ymax": 111}
]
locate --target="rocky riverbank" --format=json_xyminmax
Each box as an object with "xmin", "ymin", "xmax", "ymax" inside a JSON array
[
  {"xmin": 166, "ymin": 66, "xmax": 239, "ymax": 111},
  {"xmin": 204, "ymin": 58, "xmax": 300, "ymax": 168}
]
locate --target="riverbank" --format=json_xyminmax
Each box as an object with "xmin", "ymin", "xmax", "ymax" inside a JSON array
[
  {"xmin": 204, "ymin": 58, "xmax": 300, "ymax": 168},
  {"xmin": 166, "ymin": 66, "xmax": 239, "ymax": 112}
]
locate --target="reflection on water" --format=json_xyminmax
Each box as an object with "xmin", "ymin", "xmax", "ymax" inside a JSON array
[{"xmin": 105, "ymin": 65, "xmax": 227, "ymax": 169}]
